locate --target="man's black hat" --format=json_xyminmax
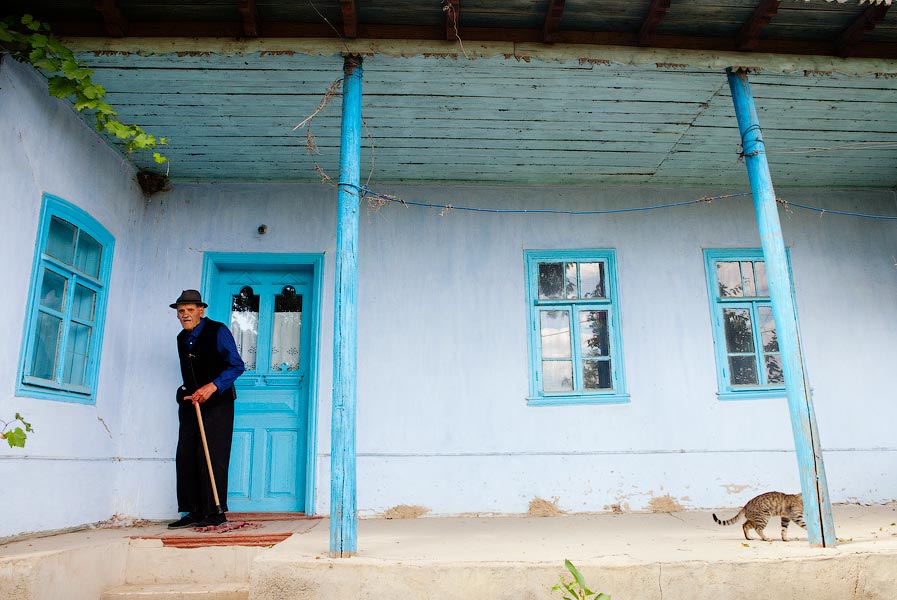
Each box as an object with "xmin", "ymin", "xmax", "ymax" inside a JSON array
[{"xmin": 170, "ymin": 289, "xmax": 208, "ymax": 309}]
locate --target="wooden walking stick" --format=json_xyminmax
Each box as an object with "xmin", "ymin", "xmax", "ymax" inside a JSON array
[{"xmin": 193, "ymin": 400, "xmax": 225, "ymax": 516}]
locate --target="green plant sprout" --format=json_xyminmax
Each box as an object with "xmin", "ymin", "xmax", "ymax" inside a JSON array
[
  {"xmin": 0, "ymin": 14, "xmax": 167, "ymax": 163},
  {"xmin": 552, "ymin": 559, "xmax": 611, "ymax": 600},
  {"xmin": 1, "ymin": 413, "xmax": 33, "ymax": 448}
]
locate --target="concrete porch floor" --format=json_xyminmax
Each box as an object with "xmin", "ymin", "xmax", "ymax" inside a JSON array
[{"xmin": 1, "ymin": 503, "xmax": 896, "ymax": 599}]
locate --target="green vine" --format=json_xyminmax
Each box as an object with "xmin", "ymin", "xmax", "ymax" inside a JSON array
[
  {"xmin": 0, "ymin": 14, "xmax": 167, "ymax": 163},
  {"xmin": 1, "ymin": 413, "xmax": 33, "ymax": 449}
]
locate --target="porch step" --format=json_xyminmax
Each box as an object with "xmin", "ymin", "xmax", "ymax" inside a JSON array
[{"xmin": 101, "ymin": 582, "xmax": 247, "ymax": 599}]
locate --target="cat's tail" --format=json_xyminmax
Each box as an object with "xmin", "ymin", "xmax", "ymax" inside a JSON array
[{"xmin": 712, "ymin": 509, "xmax": 744, "ymax": 526}]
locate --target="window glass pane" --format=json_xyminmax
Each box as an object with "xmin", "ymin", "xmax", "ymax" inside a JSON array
[
  {"xmin": 39, "ymin": 269, "xmax": 67, "ymax": 312},
  {"xmin": 583, "ymin": 359, "xmax": 612, "ymax": 390},
  {"xmin": 63, "ymin": 322, "xmax": 91, "ymax": 386},
  {"xmin": 271, "ymin": 285, "xmax": 302, "ymax": 372},
  {"xmin": 754, "ymin": 261, "xmax": 769, "ymax": 296},
  {"xmin": 542, "ymin": 360, "xmax": 573, "ymax": 392},
  {"xmin": 538, "ymin": 262, "xmax": 564, "ymax": 300},
  {"xmin": 46, "ymin": 217, "xmax": 77, "ymax": 265},
  {"xmin": 230, "ymin": 286, "xmax": 259, "ymax": 371},
  {"xmin": 30, "ymin": 313, "xmax": 62, "ymax": 380},
  {"xmin": 580, "ymin": 262, "xmax": 605, "ymax": 298},
  {"xmin": 565, "ymin": 263, "xmax": 577, "ymax": 299},
  {"xmin": 729, "ymin": 355, "xmax": 758, "ymax": 385},
  {"xmin": 580, "ymin": 310, "xmax": 609, "ymax": 357},
  {"xmin": 757, "ymin": 306, "xmax": 778, "ymax": 352},
  {"xmin": 72, "ymin": 284, "xmax": 96, "ymax": 322},
  {"xmin": 540, "ymin": 310, "xmax": 571, "ymax": 359},
  {"xmin": 723, "ymin": 308, "xmax": 754, "ymax": 353},
  {"xmin": 765, "ymin": 354, "xmax": 784, "ymax": 384},
  {"xmin": 75, "ymin": 231, "xmax": 102, "ymax": 277},
  {"xmin": 717, "ymin": 262, "xmax": 743, "ymax": 297},
  {"xmin": 741, "ymin": 261, "xmax": 757, "ymax": 297}
]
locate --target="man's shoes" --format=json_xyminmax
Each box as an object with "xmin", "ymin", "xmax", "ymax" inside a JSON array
[
  {"xmin": 194, "ymin": 513, "xmax": 227, "ymax": 527},
  {"xmin": 167, "ymin": 512, "xmax": 203, "ymax": 529}
]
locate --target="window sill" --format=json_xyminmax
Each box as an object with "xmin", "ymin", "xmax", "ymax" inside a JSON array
[
  {"xmin": 527, "ymin": 393, "xmax": 630, "ymax": 407},
  {"xmin": 717, "ymin": 389, "xmax": 786, "ymax": 401},
  {"xmin": 16, "ymin": 383, "xmax": 95, "ymax": 405}
]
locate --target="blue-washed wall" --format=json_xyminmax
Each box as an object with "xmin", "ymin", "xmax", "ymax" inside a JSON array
[
  {"xmin": 136, "ymin": 180, "xmax": 897, "ymax": 520},
  {"xmin": 0, "ymin": 57, "xmax": 148, "ymax": 537},
  {"xmin": 3, "ymin": 53, "xmax": 897, "ymax": 538}
]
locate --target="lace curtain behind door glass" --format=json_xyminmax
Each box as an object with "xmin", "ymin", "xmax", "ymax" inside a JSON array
[{"xmin": 231, "ymin": 286, "xmax": 259, "ymax": 371}]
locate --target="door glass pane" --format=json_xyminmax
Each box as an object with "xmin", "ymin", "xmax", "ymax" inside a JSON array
[
  {"xmin": 754, "ymin": 261, "xmax": 769, "ymax": 296},
  {"xmin": 565, "ymin": 263, "xmax": 577, "ymax": 299},
  {"xmin": 583, "ymin": 359, "xmax": 612, "ymax": 390},
  {"xmin": 542, "ymin": 360, "xmax": 573, "ymax": 392},
  {"xmin": 723, "ymin": 308, "xmax": 754, "ymax": 353},
  {"xmin": 540, "ymin": 310, "xmax": 571, "ymax": 359},
  {"xmin": 230, "ymin": 286, "xmax": 259, "ymax": 371},
  {"xmin": 39, "ymin": 269, "xmax": 67, "ymax": 312},
  {"xmin": 271, "ymin": 285, "xmax": 302, "ymax": 372},
  {"xmin": 72, "ymin": 284, "xmax": 96, "ymax": 322},
  {"xmin": 538, "ymin": 262, "xmax": 564, "ymax": 299},
  {"xmin": 717, "ymin": 262, "xmax": 742, "ymax": 297},
  {"xmin": 46, "ymin": 217, "xmax": 76, "ymax": 265},
  {"xmin": 765, "ymin": 354, "xmax": 784, "ymax": 384},
  {"xmin": 729, "ymin": 355, "xmax": 758, "ymax": 385},
  {"xmin": 75, "ymin": 231, "xmax": 102, "ymax": 278},
  {"xmin": 580, "ymin": 310, "xmax": 609, "ymax": 357},
  {"xmin": 30, "ymin": 312, "xmax": 62, "ymax": 380},
  {"xmin": 63, "ymin": 322, "xmax": 91, "ymax": 386},
  {"xmin": 580, "ymin": 262, "xmax": 605, "ymax": 298},
  {"xmin": 741, "ymin": 262, "xmax": 757, "ymax": 297},
  {"xmin": 757, "ymin": 306, "xmax": 778, "ymax": 352}
]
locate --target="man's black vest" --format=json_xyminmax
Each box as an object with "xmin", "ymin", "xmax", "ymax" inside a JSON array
[{"xmin": 177, "ymin": 318, "xmax": 237, "ymax": 406}]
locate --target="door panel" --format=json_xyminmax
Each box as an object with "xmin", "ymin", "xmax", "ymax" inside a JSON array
[{"xmin": 214, "ymin": 267, "xmax": 313, "ymax": 512}]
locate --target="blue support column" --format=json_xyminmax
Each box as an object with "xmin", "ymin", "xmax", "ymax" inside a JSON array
[
  {"xmin": 726, "ymin": 68, "xmax": 836, "ymax": 547},
  {"xmin": 330, "ymin": 54, "xmax": 363, "ymax": 558}
]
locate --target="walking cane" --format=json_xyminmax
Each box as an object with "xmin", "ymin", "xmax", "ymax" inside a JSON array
[{"xmin": 193, "ymin": 399, "xmax": 225, "ymax": 516}]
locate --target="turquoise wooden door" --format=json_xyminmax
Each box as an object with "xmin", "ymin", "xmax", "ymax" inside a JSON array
[{"xmin": 213, "ymin": 267, "xmax": 313, "ymax": 512}]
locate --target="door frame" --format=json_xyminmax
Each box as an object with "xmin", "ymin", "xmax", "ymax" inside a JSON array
[{"xmin": 201, "ymin": 252, "xmax": 324, "ymax": 515}]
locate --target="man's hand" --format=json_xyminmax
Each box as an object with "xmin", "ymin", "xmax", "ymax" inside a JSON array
[{"xmin": 186, "ymin": 382, "xmax": 218, "ymax": 404}]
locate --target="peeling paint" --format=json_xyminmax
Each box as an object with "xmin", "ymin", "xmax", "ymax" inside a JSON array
[
  {"xmin": 648, "ymin": 494, "xmax": 685, "ymax": 513},
  {"xmin": 722, "ymin": 484, "xmax": 752, "ymax": 495},
  {"xmin": 382, "ymin": 504, "xmax": 430, "ymax": 519}
]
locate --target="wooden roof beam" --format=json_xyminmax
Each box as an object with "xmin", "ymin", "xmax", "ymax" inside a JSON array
[
  {"xmin": 238, "ymin": 0, "xmax": 261, "ymax": 37},
  {"xmin": 340, "ymin": 0, "xmax": 358, "ymax": 39},
  {"xmin": 542, "ymin": 0, "xmax": 566, "ymax": 44},
  {"xmin": 638, "ymin": 0, "xmax": 671, "ymax": 46},
  {"xmin": 835, "ymin": 3, "xmax": 891, "ymax": 58},
  {"xmin": 737, "ymin": 0, "xmax": 780, "ymax": 52},
  {"xmin": 444, "ymin": 0, "xmax": 460, "ymax": 41},
  {"xmin": 92, "ymin": 0, "xmax": 128, "ymax": 37}
]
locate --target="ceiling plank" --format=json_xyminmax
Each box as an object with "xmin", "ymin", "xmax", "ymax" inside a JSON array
[
  {"xmin": 736, "ymin": 0, "xmax": 780, "ymax": 52},
  {"xmin": 92, "ymin": 0, "xmax": 128, "ymax": 37},
  {"xmin": 638, "ymin": 0, "xmax": 671, "ymax": 47},
  {"xmin": 444, "ymin": 0, "xmax": 460, "ymax": 41},
  {"xmin": 340, "ymin": 0, "xmax": 358, "ymax": 39},
  {"xmin": 542, "ymin": 0, "xmax": 566, "ymax": 44},
  {"xmin": 835, "ymin": 3, "xmax": 891, "ymax": 58},
  {"xmin": 237, "ymin": 0, "xmax": 260, "ymax": 38}
]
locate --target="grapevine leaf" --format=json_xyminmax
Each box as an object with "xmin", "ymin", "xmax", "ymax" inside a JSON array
[
  {"xmin": 4, "ymin": 427, "xmax": 27, "ymax": 448},
  {"xmin": 29, "ymin": 33, "xmax": 48, "ymax": 48},
  {"xmin": 153, "ymin": 152, "xmax": 167, "ymax": 164},
  {"xmin": 47, "ymin": 76, "xmax": 79, "ymax": 98}
]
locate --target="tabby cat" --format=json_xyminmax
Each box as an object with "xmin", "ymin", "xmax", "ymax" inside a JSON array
[{"xmin": 712, "ymin": 491, "xmax": 806, "ymax": 542}]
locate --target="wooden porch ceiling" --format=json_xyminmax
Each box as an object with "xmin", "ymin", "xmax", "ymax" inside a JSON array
[{"xmin": 5, "ymin": 1, "xmax": 897, "ymax": 188}]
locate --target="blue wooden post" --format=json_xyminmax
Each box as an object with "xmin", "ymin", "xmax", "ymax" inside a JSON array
[
  {"xmin": 726, "ymin": 68, "xmax": 836, "ymax": 547},
  {"xmin": 330, "ymin": 54, "xmax": 363, "ymax": 558}
]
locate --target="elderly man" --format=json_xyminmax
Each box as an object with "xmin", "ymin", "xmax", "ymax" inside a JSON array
[{"xmin": 168, "ymin": 289, "xmax": 245, "ymax": 529}]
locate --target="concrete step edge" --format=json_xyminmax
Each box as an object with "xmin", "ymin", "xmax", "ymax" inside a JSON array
[{"xmin": 101, "ymin": 581, "xmax": 248, "ymax": 599}]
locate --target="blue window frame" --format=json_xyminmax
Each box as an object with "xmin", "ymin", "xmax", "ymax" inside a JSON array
[
  {"xmin": 17, "ymin": 195, "xmax": 114, "ymax": 404},
  {"xmin": 524, "ymin": 250, "xmax": 628, "ymax": 406},
  {"xmin": 704, "ymin": 249, "xmax": 790, "ymax": 400}
]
